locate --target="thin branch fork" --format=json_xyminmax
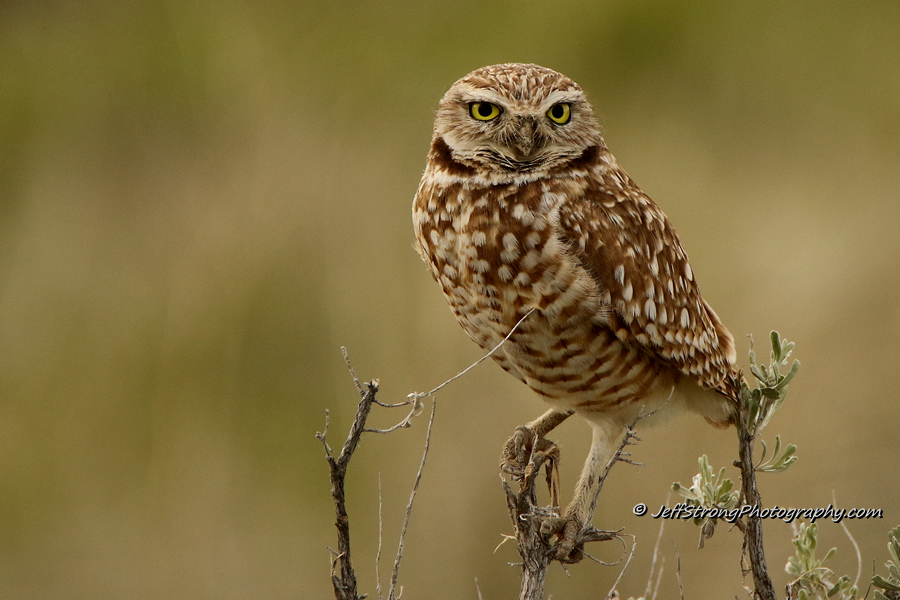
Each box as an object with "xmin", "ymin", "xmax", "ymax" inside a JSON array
[
  {"xmin": 319, "ymin": 348, "xmax": 437, "ymax": 600},
  {"xmin": 317, "ymin": 378, "xmax": 379, "ymax": 600}
]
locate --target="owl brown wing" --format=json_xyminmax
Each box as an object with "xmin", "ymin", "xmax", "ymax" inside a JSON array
[{"xmin": 556, "ymin": 182, "xmax": 739, "ymax": 399}]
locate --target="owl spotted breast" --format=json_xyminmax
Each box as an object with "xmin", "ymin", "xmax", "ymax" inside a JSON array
[{"xmin": 412, "ymin": 63, "xmax": 741, "ymax": 559}]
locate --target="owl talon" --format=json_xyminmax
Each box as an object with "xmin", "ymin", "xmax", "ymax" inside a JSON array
[
  {"xmin": 537, "ymin": 512, "xmax": 585, "ymax": 561},
  {"xmin": 553, "ymin": 515, "xmax": 585, "ymax": 562},
  {"xmin": 500, "ymin": 425, "xmax": 556, "ymax": 479},
  {"xmin": 499, "ymin": 425, "xmax": 532, "ymax": 478},
  {"xmin": 539, "ymin": 514, "xmax": 566, "ymax": 536}
]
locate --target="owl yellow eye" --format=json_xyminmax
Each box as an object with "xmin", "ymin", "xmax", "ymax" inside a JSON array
[
  {"xmin": 547, "ymin": 103, "xmax": 571, "ymax": 124},
  {"xmin": 470, "ymin": 102, "xmax": 501, "ymax": 121}
]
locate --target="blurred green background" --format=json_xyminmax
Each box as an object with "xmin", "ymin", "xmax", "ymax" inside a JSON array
[{"xmin": 1, "ymin": 1, "xmax": 898, "ymax": 598}]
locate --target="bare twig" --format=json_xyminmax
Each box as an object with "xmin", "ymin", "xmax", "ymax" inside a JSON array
[
  {"xmin": 365, "ymin": 401, "xmax": 422, "ymax": 434},
  {"xmin": 605, "ymin": 534, "xmax": 637, "ymax": 599},
  {"xmin": 644, "ymin": 502, "xmax": 667, "ymax": 600},
  {"xmin": 376, "ymin": 475, "xmax": 384, "ymax": 600},
  {"xmin": 407, "ymin": 309, "xmax": 535, "ymax": 402},
  {"xmin": 318, "ymin": 409, "xmax": 334, "ymax": 456},
  {"xmin": 388, "ymin": 400, "xmax": 437, "ymax": 600},
  {"xmin": 834, "ymin": 491, "xmax": 862, "ymax": 591},
  {"xmin": 374, "ymin": 398, "xmax": 417, "ymax": 408},
  {"xmin": 650, "ymin": 556, "xmax": 666, "ymax": 600},
  {"xmin": 368, "ymin": 310, "xmax": 534, "ymax": 437},
  {"xmin": 341, "ymin": 346, "xmax": 364, "ymax": 396},
  {"xmin": 581, "ymin": 549, "xmax": 626, "ymax": 568},
  {"xmin": 674, "ymin": 543, "xmax": 686, "ymax": 600}
]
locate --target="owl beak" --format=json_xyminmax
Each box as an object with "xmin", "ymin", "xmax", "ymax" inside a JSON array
[{"xmin": 511, "ymin": 116, "xmax": 539, "ymax": 159}]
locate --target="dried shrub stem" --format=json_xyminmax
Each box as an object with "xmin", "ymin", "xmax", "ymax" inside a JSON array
[
  {"xmin": 318, "ymin": 348, "xmax": 434, "ymax": 600},
  {"xmin": 736, "ymin": 399, "xmax": 777, "ymax": 600}
]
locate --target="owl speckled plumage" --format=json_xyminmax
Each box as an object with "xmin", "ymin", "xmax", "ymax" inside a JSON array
[{"xmin": 412, "ymin": 63, "xmax": 741, "ymax": 558}]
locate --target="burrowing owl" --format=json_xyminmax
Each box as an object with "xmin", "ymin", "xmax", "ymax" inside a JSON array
[{"xmin": 412, "ymin": 63, "xmax": 740, "ymax": 559}]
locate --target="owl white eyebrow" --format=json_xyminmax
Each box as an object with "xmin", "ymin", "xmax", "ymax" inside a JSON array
[
  {"xmin": 541, "ymin": 91, "xmax": 581, "ymax": 109},
  {"xmin": 460, "ymin": 92, "xmax": 507, "ymax": 106}
]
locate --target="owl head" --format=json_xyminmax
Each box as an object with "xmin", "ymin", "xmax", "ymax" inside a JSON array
[{"xmin": 433, "ymin": 63, "xmax": 605, "ymax": 177}]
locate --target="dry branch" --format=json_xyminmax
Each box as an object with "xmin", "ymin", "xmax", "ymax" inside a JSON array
[
  {"xmin": 736, "ymin": 398, "xmax": 777, "ymax": 600},
  {"xmin": 319, "ymin": 348, "xmax": 434, "ymax": 600},
  {"xmin": 317, "ymin": 378, "xmax": 378, "ymax": 600}
]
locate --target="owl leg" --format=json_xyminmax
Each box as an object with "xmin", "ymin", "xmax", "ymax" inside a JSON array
[
  {"xmin": 500, "ymin": 408, "xmax": 573, "ymax": 479},
  {"xmin": 549, "ymin": 420, "xmax": 620, "ymax": 561},
  {"xmin": 528, "ymin": 407, "xmax": 574, "ymax": 436}
]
